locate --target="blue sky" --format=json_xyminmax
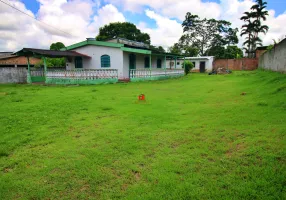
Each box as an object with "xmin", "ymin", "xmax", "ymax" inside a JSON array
[
  {"xmin": 22, "ymin": 0, "xmax": 286, "ymax": 17},
  {"xmin": 1, "ymin": 0, "xmax": 285, "ymax": 51},
  {"xmin": 20, "ymin": 0, "xmax": 286, "ymax": 31}
]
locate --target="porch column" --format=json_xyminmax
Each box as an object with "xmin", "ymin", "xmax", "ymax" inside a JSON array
[
  {"xmin": 149, "ymin": 54, "xmax": 152, "ymax": 77},
  {"xmin": 164, "ymin": 55, "xmax": 167, "ymax": 75},
  {"xmin": 175, "ymin": 56, "xmax": 177, "ymax": 69},
  {"xmin": 43, "ymin": 57, "xmax": 47, "ymax": 75},
  {"xmin": 183, "ymin": 57, "xmax": 186, "ymax": 69},
  {"xmin": 43, "ymin": 57, "xmax": 47, "ymax": 82},
  {"xmin": 27, "ymin": 57, "xmax": 32, "ymax": 83}
]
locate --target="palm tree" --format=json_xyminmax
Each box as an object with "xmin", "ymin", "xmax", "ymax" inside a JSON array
[
  {"xmin": 251, "ymin": 0, "xmax": 269, "ymax": 46},
  {"xmin": 240, "ymin": 12, "xmax": 255, "ymax": 57},
  {"xmin": 240, "ymin": 0, "xmax": 269, "ymax": 58}
]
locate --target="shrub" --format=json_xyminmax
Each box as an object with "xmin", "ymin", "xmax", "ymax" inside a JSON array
[{"xmin": 182, "ymin": 60, "xmax": 194, "ymax": 75}]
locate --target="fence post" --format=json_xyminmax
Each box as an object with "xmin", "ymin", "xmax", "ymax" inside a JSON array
[
  {"xmin": 27, "ymin": 57, "xmax": 32, "ymax": 83},
  {"xmin": 165, "ymin": 55, "xmax": 167, "ymax": 76}
]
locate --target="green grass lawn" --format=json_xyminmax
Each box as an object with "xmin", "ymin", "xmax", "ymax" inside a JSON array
[{"xmin": 0, "ymin": 70, "xmax": 285, "ymax": 199}]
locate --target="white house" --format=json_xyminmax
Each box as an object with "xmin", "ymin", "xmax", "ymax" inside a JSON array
[
  {"xmin": 166, "ymin": 56, "xmax": 214, "ymax": 72},
  {"xmin": 186, "ymin": 56, "xmax": 214, "ymax": 72},
  {"xmin": 14, "ymin": 38, "xmax": 186, "ymax": 84},
  {"xmin": 58, "ymin": 38, "xmax": 185, "ymax": 83}
]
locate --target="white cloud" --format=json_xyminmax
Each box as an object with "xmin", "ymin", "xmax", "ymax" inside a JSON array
[
  {"xmin": 137, "ymin": 10, "xmax": 183, "ymax": 49},
  {"xmin": 0, "ymin": 0, "xmax": 125, "ymax": 51},
  {"xmin": 0, "ymin": 0, "xmax": 285, "ymax": 51},
  {"xmin": 129, "ymin": 0, "xmax": 286, "ymax": 48}
]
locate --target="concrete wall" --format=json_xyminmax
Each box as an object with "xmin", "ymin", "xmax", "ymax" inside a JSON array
[
  {"xmin": 259, "ymin": 38, "xmax": 286, "ymax": 72},
  {"xmin": 213, "ymin": 58, "xmax": 258, "ymax": 70},
  {"xmin": 0, "ymin": 67, "xmax": 27, "ymax": 83},
  {"xmin": 66, "ymin": 45, "xmax": 124, "ymax": 77}
]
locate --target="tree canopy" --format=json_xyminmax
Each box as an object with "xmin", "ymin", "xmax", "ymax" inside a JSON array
[
  {"xmin": 181, "ymin": 12, "xmax": 239, "ymax": 56},
  {"xmin": 36, "ymin": 42, "xmax": 66, "ymax": 67},
  {"xmin": 207, "ymin": 46, "xmax": 243, "ymax": 59},
  {"xmin": 96, "ymin": 22, "xmax": 151, "ymax": 44},
  {"xmin": 50, "ymin": 42, "xmax": 65, "ymax": 51}
]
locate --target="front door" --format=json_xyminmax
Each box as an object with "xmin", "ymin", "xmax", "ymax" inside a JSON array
[
  {"xmin": 129, "ymin": 54, "xmax": 136, "ymax": 70},
  {"xmin": 75, "ymin": 57, "xmax": 83, "ymax": 69},
  {"xmin": 200, "ymin": 61, "xmax": 206, "ymax": 73}
]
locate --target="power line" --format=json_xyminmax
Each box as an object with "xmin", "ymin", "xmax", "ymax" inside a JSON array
[{"xmin": 0, "ymin": 0, "xmax": 74, "ymax": 37}]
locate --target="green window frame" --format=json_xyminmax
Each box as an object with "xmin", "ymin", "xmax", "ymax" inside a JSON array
[
  {"xmin": 101, "ymin": 55, "xmax": 111, "ymax": 68},
  {"xmin": 144, "ymin": 57, "xmax": 150, "ymax": 68},
  {"xmin": 157, "ymin": 59, "xmax": 162, "ymax": 68},
  {"xmin": 75, "ymin": 57, "xmax": 83, "ymax": 68}
]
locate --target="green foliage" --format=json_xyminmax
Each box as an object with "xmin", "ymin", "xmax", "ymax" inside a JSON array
[
  {"xmin": 240, "ymin": 0, "xmax": 269, "ymax": 58},
  {"xmin": 207, "ymin": 46, "xmax": 243, "ymax": 59},
  {"xmin": 150, "ymin": 45, "xmax": 166, "ymax": 53},
  {"xmin": 37, "ymin": 42, "xmax": 66, "ymax": 67},
  {"xmin": 96, "ymin": 22, "xmax": 151, "ymax": 44},
  {"xmin": 35, "ymin": 58, "xmax": 66, "ymax": 68},
  {"xmin": 168, "ymin": 43, "xmax": 182, "ymax": 55},
  {"xmin": 0, "ymin": 71, "xmax": 285, "ymax": 199},
  {"xmin": 180, "ymin": 12, "xmax": 239, "ymax": 56},
  {"xmin": 50, "ymin": 42, "xmax": 65, "ymax": 51},
  {"xmin": 182, "ymin": 60, "xmax": 194, "ymax": 75},
  {"xmin": 168, "ymin": 42, "xmax": 199, "ymax": 57}
]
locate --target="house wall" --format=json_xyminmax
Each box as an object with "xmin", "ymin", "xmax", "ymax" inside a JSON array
[
  {"xmin": 166, "ymin": 60, "xmax": 183, "ymax": 69},
  {"xmin": 190, "ymin": 59, "xmax": 213, "ymax": 72},
  {"xmin": 66, "ymin": 45, "xmax": 124, "ymax": 77},
  {"xmin": 166, "ymin": 58, "xmax": 213, "ymax": 72},
  {"xmin": 259, "ymin": 38, "xmax": 286, "ymax": 72},
  {"xmin": 122, "ymin": 52, "xmax": 167, "ymax": 78}
]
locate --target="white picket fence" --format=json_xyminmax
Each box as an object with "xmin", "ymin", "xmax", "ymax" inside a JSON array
[
  {"xmin": 46, "ymin": 69, "xmax": 118, "ymax": 79},
  {"xmin": 130, "ymin": 69, "xmax": 184, "ymax": 78}
]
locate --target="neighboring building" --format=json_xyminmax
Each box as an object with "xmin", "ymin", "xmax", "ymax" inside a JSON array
[
  {"xmin": 256, "ymin": 46, "xmax": 268, "ymax": 59},
  {"xmin": 166, "ymin": 56, "xmax": 214, "ymax": 73},
  {"xmin": 186, "ymin": 56, "xmax": 214, "ymax": 72},
  {"xmin": 0, "ymin": 52, "xmax": 41, "ymax": 67}
]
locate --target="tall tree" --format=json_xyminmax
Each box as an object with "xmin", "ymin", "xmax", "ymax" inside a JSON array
[
  {"xmin": 181, "ymin": 12, "xmax": 238, "ymax": 56},
  {"xmin": 240, "ymin": 12, "xmax": 256, "ymax": 57},
  {"xmin": 96, "ymin": 22, "xmax": 151, "ymax": 44},
  {"xmin": 240, "ymin": 0, "xmax": 268, "ymax": 57}
]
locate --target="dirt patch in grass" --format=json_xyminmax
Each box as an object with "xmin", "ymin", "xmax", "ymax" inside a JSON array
[{"xmin": 226, "ymin": 143, "xmax": 245, "ymax": 157}]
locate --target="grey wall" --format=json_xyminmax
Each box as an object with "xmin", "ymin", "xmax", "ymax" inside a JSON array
[
  {"xmin": 0, "ymin": 67, "xmax": 27, "ymax": 83},
  {"xmin": 259, "ymin": 38, "xmax": 286, "ymax": 72}
]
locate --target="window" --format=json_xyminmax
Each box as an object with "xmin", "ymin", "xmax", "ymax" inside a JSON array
[
  {"xmin": 101, "ymin": 55, "xmax": 110, "ymax": 67},
  {"xmin": 192, "ymin": 62, "xmax": 196, "ymax": 68},
  {"xmin": 75, "ymin": 57, "xmax": 83, "ymax": 68},
  {"xmin": 144, "ymin": 57, "xmax": 150, "ymax": 68},
  {"xmin": 157, "ymin": 59, "xmax": 162, "ymax": 68},
  {"xmin": 177, "ymin": 62, "xmax": 180, "ymax": 65}
]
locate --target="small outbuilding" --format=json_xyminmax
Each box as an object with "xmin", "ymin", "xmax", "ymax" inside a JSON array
[{"xmin": 185, "ymin": 56, "xmax": 214, "ymax": 73}]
